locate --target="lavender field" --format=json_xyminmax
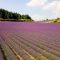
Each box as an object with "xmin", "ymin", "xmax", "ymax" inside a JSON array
[{"xmin": 0, "ymin": 22, "xmax": 60, "ymax": 60}]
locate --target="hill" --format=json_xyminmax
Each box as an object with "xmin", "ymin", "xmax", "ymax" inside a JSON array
[{"xmin": 41, "ymin": 18, "xmax": 60, "ymax": 23}]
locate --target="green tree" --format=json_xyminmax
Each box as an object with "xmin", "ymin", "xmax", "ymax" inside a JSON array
[{"xmin": 0, "ymin": 8, "xmax": 33, "ymax": 22}]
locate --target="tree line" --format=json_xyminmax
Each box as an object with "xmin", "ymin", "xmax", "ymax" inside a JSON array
[
  {"xmin": 0, "ymin": 9, "xmax": 33, "ymax": 22},
  {"xmin": 53, "ymin": 18, "xmax": 60, "ymax": 23}
]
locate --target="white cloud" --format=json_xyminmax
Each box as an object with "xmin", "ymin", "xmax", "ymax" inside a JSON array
[
  {"xmin": 43, "ymin": 1, "xmax": 60, "ymax": 10},
  {"xmin": 43, "ymin": 1, "xmax": 60, "ymax": 18},
  {"xmin": 27, "ymin": 0, "xmax": 60, "ymax": 11},
  {"xmin": 27, "ymin": 0, "xmax": 47, "ymax": 7},
  {"xmin": 27, "ymin": 0, "xmax": 60, "ymax": 20}
]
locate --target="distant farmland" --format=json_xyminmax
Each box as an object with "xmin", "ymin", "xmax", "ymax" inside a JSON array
[{"xmin": 0, "ymin": 22, "xmax": 60, "ymax": 60}]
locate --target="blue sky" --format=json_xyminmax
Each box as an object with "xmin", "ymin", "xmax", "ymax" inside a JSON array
[{"xmin": 0, "ymin": 0, "xmax": 60, "ymax": 21}]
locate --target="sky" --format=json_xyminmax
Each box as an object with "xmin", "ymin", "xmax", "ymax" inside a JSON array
[{"xmin": 0, "ymin": 0, "xmax": 60, "ymax": 21}]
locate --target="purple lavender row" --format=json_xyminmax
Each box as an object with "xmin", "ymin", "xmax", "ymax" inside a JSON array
[{"xmin": 7, "ymin": 31, "xmax": 60, "ymax": 60}]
